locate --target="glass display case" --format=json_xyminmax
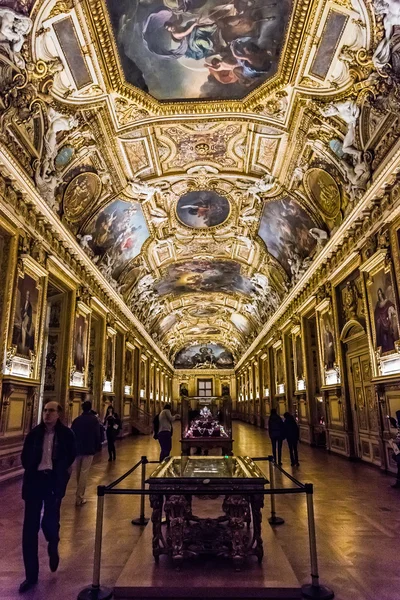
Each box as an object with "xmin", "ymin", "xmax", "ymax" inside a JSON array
[
  {"xmin": 180, "ymin": 396, "xmax": 233, "ymax": 455},
  {"xmin": 147, "ymin": 456, "xmax": 268, "ymax": 569}
]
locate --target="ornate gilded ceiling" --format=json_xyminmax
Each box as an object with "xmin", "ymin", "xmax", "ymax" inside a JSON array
[{"xmin": 2, "ymin": 0, "xmax": 396, "ymax": 368}]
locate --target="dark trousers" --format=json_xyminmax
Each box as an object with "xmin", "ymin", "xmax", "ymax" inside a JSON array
[
  {"xmin": 107, "ymin": 430, "xmax": 116, "ymax": 460},
  {"xmin": 271, "ymin": 438, "xmax": 283, "ymax": 464},
  {"xmin": 288, "ymin": 440, "xmax": 299, "ymax": 465},
  {"xmin": 22, "ymin": 472, "xmax": 61, "ymax": 582},
  {"xmin": 158, "ymin": 430, "xmax": 172, "ymax": 462}
]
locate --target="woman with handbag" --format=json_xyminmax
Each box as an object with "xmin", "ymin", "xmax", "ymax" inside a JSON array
[{"xmin": 104, "ymin": 405, "xmax": 121, "ymax": 462}]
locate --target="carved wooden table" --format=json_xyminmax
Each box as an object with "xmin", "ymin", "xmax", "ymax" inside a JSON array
[{"xmin": 147, "ymin": 456, "xmax": 268, "ymax": 570}]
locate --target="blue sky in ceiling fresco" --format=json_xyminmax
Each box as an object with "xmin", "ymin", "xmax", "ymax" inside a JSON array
[
  {"xmin": 82, "ymin": 199, "xmax": 149, "ymax": 279},
  {"xmin": 105, "ymin": 0, "xmax": 293, "ymax": 101},
  {"xmin": 258, "ymin": 197, "xmax": 317, "ymax": 275},
  {"xmin": 175, "ymin": 343, "xmax": 234, "ymax": 368},
  {"xmin": 155, "ymin": 259, "xmax": 254, "ymax": 296}
]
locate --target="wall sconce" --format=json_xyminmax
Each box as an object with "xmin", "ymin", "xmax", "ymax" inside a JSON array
[
  {"xmin": 140, "ymin": 389, "xmax": 145, "ymax": 398},
  {"xmin": 277, "ymin": 383, "xmax": 285, "ymax": 395},
  {"xmin": 264, "ymin": 388, "xmax": 269, "ymax": 397}
]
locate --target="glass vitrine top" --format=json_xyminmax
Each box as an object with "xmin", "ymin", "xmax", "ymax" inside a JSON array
[{"xmin": 149, "ymin": 456, "xmax": 267, "ymax": 481}]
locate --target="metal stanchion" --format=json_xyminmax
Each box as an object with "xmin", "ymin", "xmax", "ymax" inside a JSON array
[
  {"xmin": 301, "ymin": 484, "xmax": 334, "ymax": 600},
  {"xmin": 132, "ymin": 456, "xmax": 150, "ymax": 526},
  {"xmin": 77, "ymin": 486, "xmax": 113, "ymax": 600},
  {"xmin": 268, "ymin": 456, "xmax": 284, "ymax": 526}
]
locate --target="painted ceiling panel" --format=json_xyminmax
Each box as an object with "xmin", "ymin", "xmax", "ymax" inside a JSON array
[{"xmin": 105, "ymin": 0, "xmax": 294, "ymax": 101}]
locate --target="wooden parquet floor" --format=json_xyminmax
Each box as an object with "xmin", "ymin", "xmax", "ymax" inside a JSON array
[{"xmin": 0, "ymin": 421, "xmax": 399, "ymax": 600}]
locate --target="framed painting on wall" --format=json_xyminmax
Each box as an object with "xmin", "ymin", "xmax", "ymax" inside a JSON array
[
  {"xmin": 8, "ymin": 255, "xmax": 47, "ymax": 379},
  {"xmin": 316, "ymin": 302, "xmax": 340, "ymax": 386},
  {"xmin": 366, "ymin": 265, "xmax": 400, "ymax": 356},
  {"xmin": 11, "ymin": 272, "xmax": 40, "ymax": 358},
  {"xmin": 71, "ymin": 302, "xmax": 91, "ymax": 387}
]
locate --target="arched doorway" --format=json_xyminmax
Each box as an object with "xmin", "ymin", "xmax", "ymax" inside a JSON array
[{"xmin": 341, "ymin": 321, "xmax": 381, "ymax": 465}]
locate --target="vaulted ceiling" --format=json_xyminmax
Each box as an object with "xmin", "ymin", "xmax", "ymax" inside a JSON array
[{"xmin": 11, "ymin": 0, "xmax": 383, "ymax": 366}]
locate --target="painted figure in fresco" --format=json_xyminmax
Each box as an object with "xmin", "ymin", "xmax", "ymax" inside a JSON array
[
  {"xmin": 110, "ymin": 0, "xmax": 292, "ymax": 101},
  {"xmin": 322, "ymin": 316, "xmax": 335, "ymax": 370},
  {"xmin": 20, "ymin": 290, "xmax": 33, "ymax": 355},
  {"xmin": 374, "ymin": 287, "xmax": 399, "ymax": 353},
  {"xmin": 178, "ymin": 190, "xmax": 230, "ymax": 228}
]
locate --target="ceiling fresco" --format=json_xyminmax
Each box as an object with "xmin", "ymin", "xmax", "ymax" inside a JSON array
[
  {"xmin": 4, "ymin": 0, "xmax": 383, "ymax": 366},
  {"xmin": 175, "ymin": 343, "xmax": 234, "ymax": 369},
  {"xmin": 105, "ymin": 0, "xmax": 293, "ymax": 101}
]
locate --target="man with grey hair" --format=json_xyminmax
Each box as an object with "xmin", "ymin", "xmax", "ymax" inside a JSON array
[{"xmin": 19, "ymin": 401, "xmax": 76, "ymax": 593}]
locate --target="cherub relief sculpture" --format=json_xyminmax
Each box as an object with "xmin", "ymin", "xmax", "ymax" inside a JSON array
[
  {"xmin": 320, "ymin": 100, "xmax": 361, "ymax": 162},
  {"xmin": 320, "ymin": 100, "xmax": 371, "ymax": 199},
  {"xmin": 372, "ymin": 0, "xmax": 400, "ymax": 70},
  {"xmin": 0, "ymin": 7, "xmax": 32, "ymax": 69}
]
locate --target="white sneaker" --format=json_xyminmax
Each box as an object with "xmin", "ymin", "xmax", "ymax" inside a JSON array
[{"xmin": 76, "ymin": 498, "xmax": 87, "ymax": 506}]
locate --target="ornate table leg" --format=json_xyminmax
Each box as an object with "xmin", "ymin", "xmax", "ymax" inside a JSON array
[
  {"xmin": 164, "ymin": 494, "xmax": 191, "ymax": 568},
  {"xmin": 223, "ymin": 495, "xmax": 251, "ymax": 571},
  {"xmin": 150, "ymin": 493, "xmax": 163, "ymax": 562},
  {"xmin": 251, "ymin": 493, "xmax": 264, "ymax": 563}
]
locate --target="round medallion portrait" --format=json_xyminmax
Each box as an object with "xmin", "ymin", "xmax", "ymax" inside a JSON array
[
  {"xmin": 176, "ymin": 190, "xmax": 230, "ymax": 229},
  {"xmin": 304, "ymin": 168, "xmax": 340, "ymax": 219},
  {"xmin": 63, "ymin": 172, "xmax": 102, "ymax": 222}
]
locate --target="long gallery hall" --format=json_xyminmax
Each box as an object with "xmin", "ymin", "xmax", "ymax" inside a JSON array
[
  {"xmin": 2, "ymin": 0, "xmax": 400, "ymax": 598},
  {"xmin": 1, "ymin": 422, "xmax": 400, "ymax": 600}
]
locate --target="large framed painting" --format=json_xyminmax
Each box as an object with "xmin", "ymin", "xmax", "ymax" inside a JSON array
[
  {"xmin": 274, "ymin": 345, "xmax": 284, "ymax": 390},
  {"xmin": 73, "ymin": 313, "xmax": 88, "ymax": 374},
  {"xmin": 82, "ymin": 199, "xmax": 149, "ymax": 279},
  {"xmin": 155, "ymin": 259, "xmax": 254, "ymax": 297},
  {"xmin": 176, "ymin": 190, "xmax": 230, "ymax": 229},
  {"xmin": 316, "ymin": 302, "xmax": 340, "ymax": 385},
  {"xmin": 125, "ymin": 347, "xmax": 134, "ymax": 389},
  {"xmin": 258, "ymin": 196, "xmax": 317, "ymax": 276},
  {"xmin": 366, "ymin": 265, "xmax": 400, "ymax": 356},
  {"xmin": 293, "ymin": 332, "xmax": 304, "ymax": 382},
  {"xmin": 105, "ymin": 333, "xmax": 115, "ymax": 383},
  {"xmin": 174, "ymin": 343, "xmax": 234, "ymax": 369},
  {"xmin": 105, "ymin": 0, "xmax": 294, "ymax": 101},
  {"xmin": 11, "ymin": 272, "xmax": 40, "ymax": 358},
  {"xmin": 71, "ymin": 302, "xmax": 91, "ymax": 387}
]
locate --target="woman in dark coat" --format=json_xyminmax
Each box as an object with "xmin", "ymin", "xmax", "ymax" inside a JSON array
[
  {"xmin": 284, "ymin": 412, "xmax": 300, "ymax": 467},
  {"xmin": 268, "ymin": 408, "xmax": 285, "ymax": 465},
  {"xmin": 104, "ymin": 406, "xmax": 121, "ymax": 461}
]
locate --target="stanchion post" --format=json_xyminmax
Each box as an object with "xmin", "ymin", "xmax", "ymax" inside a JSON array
[
  {"xmin": 77, "ymin": 486, "xmax": 113, "ymax": 600},
  {"xmin": 301, "ymin": 483, "xmax": 334, "ymax": 600},
  {"xmin": 132, "ymin": 456, "xmax": 150, "ymax": 526},
  {"xmin": 267, "ymin": 455, "xmax": 284, "ymax": 526}
]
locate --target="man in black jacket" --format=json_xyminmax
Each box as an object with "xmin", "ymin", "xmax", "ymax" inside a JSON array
[
  {"xmin": 20, "ymin": 401, "xmax": 76, "ymax": 593},
  {"xmin": 71, "ymin": 400, "xmax": 101, "ymax": 506}
]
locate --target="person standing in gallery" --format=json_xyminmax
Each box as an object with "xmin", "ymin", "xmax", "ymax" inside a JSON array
[
  {"xmin": 284, "ymin": 412, "xmax": 300, "ymax": 467},
  {"xmin": 104, "ymin": 405, "xmax": 121, "ymax": 461},
  {"xmin": 268, "ymin": 408, "xmax": 285, "ymax": 465},
  {"xmin": 157, "ymin": 403, "xmax": 180, "ymax": 462},
  {"xmin": 71, "ymin": 400, "xmax": 101, "ymax": 506},
  {"xmin": 19, "ymin": 401, "xmax": 76, "ymax": 593}
]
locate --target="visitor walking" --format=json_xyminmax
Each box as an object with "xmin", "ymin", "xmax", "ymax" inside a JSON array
[
  {"xmin": 284, "ymin": 412, "xmax": 300, "ymax": 466},
  {"xmin": 156, "ymin": 403, "xmax": 180, "ymax": 462},
  {"xmin": 19, "ymin": 401, "xmax": 76, "ymax": 593},
  {"xmin": 71, "ymin": 400, "xmax": 102, "ymax": 506},
  {"xmin": 104, "ymin": 405, "xmax": 121, "ymax": 461},
  {"xmin": 268, "ymin": 408, "xmax": 285, "ymax": 465}
]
